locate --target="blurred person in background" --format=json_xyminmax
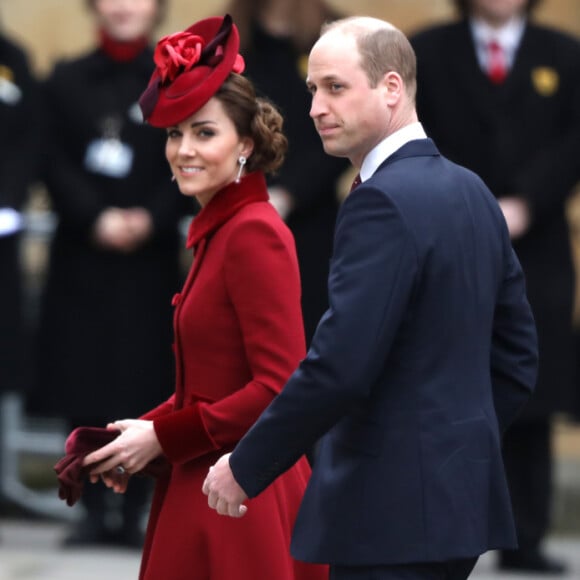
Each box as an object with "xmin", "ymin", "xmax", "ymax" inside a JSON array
[
  {"xmin": 30, "ymin": 0, "xmax": 182, "ymax": 548},
  {"xmin": 0, "ymin": 18, "xmax": 40, "ymax": 510},
  {"xmin": 411, "ymin": 0, "xmax": 580, "ymax": 573},
  {"xmin": 82, "ymin": 14, "xmax": 327, "ymax": 580},
  {"xmin": 227, "ymin": 0, "xmax": 350, "ymax": 345}
]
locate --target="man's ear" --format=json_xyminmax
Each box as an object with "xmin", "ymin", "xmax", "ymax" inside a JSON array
[{"xmin": 383, "ymin": 71, "xmax": 403, "ymax": 106}]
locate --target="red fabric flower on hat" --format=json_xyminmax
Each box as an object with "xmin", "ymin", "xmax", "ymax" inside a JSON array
[
  {"xmin": 154, "ymin": 31, "xmax": 205, "ymax": 83},
  {"xmin": 232, "ymin": 53, "xmax": 245, "ymax": 74}
]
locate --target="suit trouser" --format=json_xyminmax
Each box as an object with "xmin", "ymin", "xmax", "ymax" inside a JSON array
[{"xmin": 329, "ymin": 558, "xmax": 478, "ymax": 580}]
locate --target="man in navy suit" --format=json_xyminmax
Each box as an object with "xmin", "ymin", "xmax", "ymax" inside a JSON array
[{"xmin": 203, "ymin": 16, "xmax": 538, "ymax": 580}]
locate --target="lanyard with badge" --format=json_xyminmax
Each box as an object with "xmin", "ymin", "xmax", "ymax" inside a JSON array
[{"xmin": 84, "ymin": 114, "xmax": 134, "ymax": 179}]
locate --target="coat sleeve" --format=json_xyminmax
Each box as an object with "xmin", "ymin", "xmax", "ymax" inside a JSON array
[
  {"xmin": 230, "ymin": 186, "xmax": 418, "ymax": 497},
  {"xmin": 152, "ymin": 215, "xmax": 306, "ymax": 464},
  {"xmin": 273, "ymin": 143, "xmax": 350, "ymax": 213},
  {"xmin": 513, "ymin": 33, "xmax": 580, "ymax": 218},
  {"xmin": 40, "ymin": 69, "xmax": 107, "ymax": 234},
  {"xmin": 490, "ymin": 226, "xmax": 538, "ymax": 433}
]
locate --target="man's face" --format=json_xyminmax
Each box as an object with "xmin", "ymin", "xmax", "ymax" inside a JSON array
[
  {"xmin": 471, "ymin": 0, "xmax": 528, "ymax": 25},
  {"xmin": 306, "ymin": 30, "xmax": 390, "ymax": 168}
]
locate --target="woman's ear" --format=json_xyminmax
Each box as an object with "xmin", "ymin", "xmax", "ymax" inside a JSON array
[{"xmin": 240, "ymin": 137, "xmax": 254, "ymax": 160}]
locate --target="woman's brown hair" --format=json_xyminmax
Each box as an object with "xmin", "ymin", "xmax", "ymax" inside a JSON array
[{"xmin": 216, "ymin": 73, "xmax": 287, "ymax": 174}]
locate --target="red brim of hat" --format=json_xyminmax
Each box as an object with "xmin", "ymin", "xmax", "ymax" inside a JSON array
[{"xmin": 139, "ymin": 15, "xmax": 243, "ymax": 128}]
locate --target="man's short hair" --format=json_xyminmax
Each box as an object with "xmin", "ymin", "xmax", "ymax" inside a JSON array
[{"xmin": 322, "ymin": 18, "xmax": 417, "ymax": 102}]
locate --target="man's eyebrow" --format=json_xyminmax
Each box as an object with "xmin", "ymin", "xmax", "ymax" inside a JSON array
[{"xmin": 306, "ymin": 74, "xmax": 343, "ymax": 87}]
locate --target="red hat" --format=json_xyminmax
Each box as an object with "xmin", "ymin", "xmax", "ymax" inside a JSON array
[{"xmin": 139, "ymin": 14, "xmax": 245, "ymax": 127}]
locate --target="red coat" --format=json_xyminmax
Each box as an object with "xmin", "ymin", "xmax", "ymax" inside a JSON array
[{"xmin": 139, "ymin": 172, "xmax": 327, "ymax": 580}]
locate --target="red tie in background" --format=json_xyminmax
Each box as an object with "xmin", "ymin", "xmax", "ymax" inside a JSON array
[{"xmin": 487, "ymin": 40, "xmax": 507, "ymax": 84}]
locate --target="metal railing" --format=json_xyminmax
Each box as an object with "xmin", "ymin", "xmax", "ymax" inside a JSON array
[
  {"xmin": 0, "ymin": 392, "xmax": 76, "ymax": 520},
  {"xmin": 1, "ymin": 210, "xmax": 69, "ymax": 519}
]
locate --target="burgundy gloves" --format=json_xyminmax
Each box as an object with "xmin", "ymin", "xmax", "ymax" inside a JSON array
[
  {"xmin": 54, "ymin": 426, "xmax": 171, "ymax": 506},
  {"xmin": 54, "ymin": 426, "xmax": 120, "ymax": 506}
]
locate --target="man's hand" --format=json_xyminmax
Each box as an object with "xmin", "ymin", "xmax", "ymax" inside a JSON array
[{"xmin": 202, "ymin": 453, "xmax": 248, "ymax": 518}]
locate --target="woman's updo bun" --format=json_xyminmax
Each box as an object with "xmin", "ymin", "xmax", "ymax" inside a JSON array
[{"xmin": 216, "ymin": 74, "xmax": 288, "ymax": 174}]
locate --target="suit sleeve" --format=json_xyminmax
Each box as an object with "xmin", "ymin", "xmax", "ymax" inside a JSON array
[
  {"xmin": 230, "ymin": 186, "xmax": 418, "ymax": 497},
  {"xmin": 152, "ymin": 216, "xmax": 306, "ymax": 464},
  {"xmin": 491, "ymin": 226, "xmax": 538, "ymax": 433}
]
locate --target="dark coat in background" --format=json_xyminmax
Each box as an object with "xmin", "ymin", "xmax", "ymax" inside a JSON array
[
  {"xmin": 411, "ymin": 20, "xmax": 580, "ymax": 419},
  {"xmin": 31, "ymin": 48, "xmax": 182, "ymax": 421},
  {"xmin": 0, "ymin": 34, "xmax": 39, "ymax": 393},
  {"xmin": 241, "ymin": 23, "xmax": 350, "ymax": 344}
]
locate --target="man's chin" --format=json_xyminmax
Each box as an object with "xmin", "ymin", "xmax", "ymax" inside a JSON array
[{"xmin": 320, "ymin": 139, "xmax": 347, "ymax": 158}]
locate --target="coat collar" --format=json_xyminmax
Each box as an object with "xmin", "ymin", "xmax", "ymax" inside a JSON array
[
  {"xmin": 374, "ymin": 138, "xmax": 440, "ymax": 174},
  {"xmin": 185, "ymin": 171, "xmax": 269, "ymax": 249}
]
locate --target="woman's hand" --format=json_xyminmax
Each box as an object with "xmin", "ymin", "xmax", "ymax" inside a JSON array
[{"xmin": 83, "ymin": 419, "xmax": 163, "ymax": 481}]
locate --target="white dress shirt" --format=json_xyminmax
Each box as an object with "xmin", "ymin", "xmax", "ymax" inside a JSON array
[
  {"xmin": 360, "ymin": 122, "xmax": 428, "ymax": 183},
  {"xmin": 470, "ymin": 16, "xmax": 526, "ymax": 73}
]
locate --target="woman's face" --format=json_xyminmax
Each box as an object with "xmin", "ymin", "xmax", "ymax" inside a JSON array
[
  {"xmin": 165, "ymin": 98, "xmax": 253, "ymax": 207},
  {"xmin": 93, "ymin": 0, "xmax": 159, "ymax": 41}
]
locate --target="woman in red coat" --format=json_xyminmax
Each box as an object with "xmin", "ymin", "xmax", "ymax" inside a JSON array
[{"xmin": 83, "ymin": 14, "xmax": 327, "ymax": 580}]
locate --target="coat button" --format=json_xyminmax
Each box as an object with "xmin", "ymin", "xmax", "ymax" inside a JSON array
[{"xmin": 171, "ymin": 293, "xmax": 181, "ymax": 306}]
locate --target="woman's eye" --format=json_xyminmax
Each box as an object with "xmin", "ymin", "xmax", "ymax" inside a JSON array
[
  {"xmin": 199, "ymin": 129, "xmax": 215, "ymax": 138},
  {"xmin": 166, "ymin": 129, "xmax": 180, "ymax": 139}
]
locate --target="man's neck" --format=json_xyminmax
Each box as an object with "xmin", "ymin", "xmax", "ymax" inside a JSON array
[{"xmin": 471, "ymin": 9, "xmax": 525, "ymax": 30}]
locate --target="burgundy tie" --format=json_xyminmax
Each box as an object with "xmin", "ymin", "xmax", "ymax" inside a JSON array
[
  {"xmin": 350, "ymin": 173, "xmax": 361, "ymax": 192},
  {"xmin": 487, "ymin": 40, "xmax": 507, "ymax": 84}
]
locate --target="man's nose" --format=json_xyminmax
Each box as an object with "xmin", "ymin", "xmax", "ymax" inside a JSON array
[{"xmin": 309, "ymin": 92, "xmax": 326, "ymax": 119}]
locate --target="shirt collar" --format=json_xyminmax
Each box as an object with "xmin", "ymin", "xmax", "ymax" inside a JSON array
[
  {"xmin": 470, "ymin": 16, "xmax": 526, "ymax": 56},
  {"xmin": 360, "ymin": 122, "xmax": 427, "ymax": 182}
]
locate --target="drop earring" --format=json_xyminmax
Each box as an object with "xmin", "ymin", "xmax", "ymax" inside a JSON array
[
  {"xmin": 235, "ymin": 156, "xmax": 247, "ymax": 183},
  {"xmin": 171, "ymin": 175, "xmax": 176, "ymax": 182}
]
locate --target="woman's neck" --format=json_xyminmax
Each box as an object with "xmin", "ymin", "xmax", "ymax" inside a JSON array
[{"xmin": 98, "ymin": 28, "xmax": 149, "ymax": 62}]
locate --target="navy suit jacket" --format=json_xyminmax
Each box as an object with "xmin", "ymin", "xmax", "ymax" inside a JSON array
[{"xmin": 230, "ymin": 139, "xmax": 538, "ymax": 566}]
